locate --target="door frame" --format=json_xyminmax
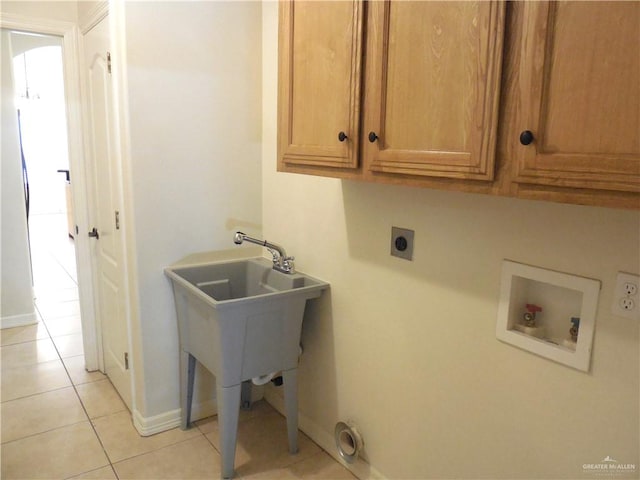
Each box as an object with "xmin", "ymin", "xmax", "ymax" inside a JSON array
[
  {"xmin": 1, "ymin": 12, "xmax": 99, "ymax": 371},
  {"xmin": 78, "ymin": 2, "xmax": 110, "ymax": 377},
  {"xmin": 81, "ymin": 3, "xmax": 139, "ymax": 413}
]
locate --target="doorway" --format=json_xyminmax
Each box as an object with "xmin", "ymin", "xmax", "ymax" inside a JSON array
[
  {"xmin": 1, "ymin": 11, "xmax": 102, "ymax": 379},
  {"xmin": 2, "ymin": 10, "xmax": 133, "ymax": 412},
  {"xmin": 10, "ymin": 31, "xmax": 85, "ymax": 359}
]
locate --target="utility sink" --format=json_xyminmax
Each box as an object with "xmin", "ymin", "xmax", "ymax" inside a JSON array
[
  {"xmin": 165, "ymin": 257, "xmax": 328, "ymax": 385},
  {"xmin": 165, "ymin": 255, "xmax": 329, "ymax": 479},
  {"xmin": 168, "ymin": 256, "xmax": 318, "ymax": 305}
]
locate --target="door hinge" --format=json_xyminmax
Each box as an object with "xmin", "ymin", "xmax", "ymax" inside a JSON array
[
  {"xmin": 115, "ymin": 210, "xmax": 120, "ymax": 230},
  {"xmin": 107, "ymin": 51, "xmax": 112, "ymax": 74},
  {"xmin": 124, "ymin": 352, "xmax": 129, "ymax": 370}
]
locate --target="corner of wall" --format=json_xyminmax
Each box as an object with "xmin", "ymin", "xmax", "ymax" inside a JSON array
[
  {"xmin": 264, "ymin": 388, "xmax": 387, "ymax": 480},
  {"xmin": 132, "ymin": 398, "xmax": 218, "ymax": 437},
  {"xmin": 132, "ymin": 407, "xmax": 181, "ymax": 437}
]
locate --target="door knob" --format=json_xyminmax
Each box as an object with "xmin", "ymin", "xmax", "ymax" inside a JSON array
[
  {"xmin": 338, "ymin": 131, "xmax": 348, "ymax": 142},
  {"xmin": 368, "ymin": 131, "xmax": 378, "ymax": 143},
  {"xmin": 519, "ymin": 130, "xmax": 534, "ymax": 145},
  {"xmin": 88, "ymin": 227, "xmax": 99, "ymax": 239}
]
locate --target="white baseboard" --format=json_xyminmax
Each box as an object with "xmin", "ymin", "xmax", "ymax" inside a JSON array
[
  {"xmin": 132, "ymin": 399, "xmax": 218, "ymax": 437},
  {"xmin": 130, "ymin": 383, "xmax": 265, "ymax": 437},
  {"xmin": 129, "ymin": 387, "xmax": 384, "ymax": 478},
  {"xmin": 132, "ymin": 408, "xmax": 181, "ymax": 437},
  {"xmin": 264, "ymin": 389, "xmax": 386, "ymax": 480},
  {"xmin": 1, "ymin": 312, "xmax": 38, "ymax": 329}
]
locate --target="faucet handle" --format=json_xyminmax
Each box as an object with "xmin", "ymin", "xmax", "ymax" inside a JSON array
[
  {"xmin": 266, "ymin": 248, "xmax": 295, "ymax": 274},
  {"xmin": 282, "ymin": 256, "xmax": 295, "ymax": 274}
]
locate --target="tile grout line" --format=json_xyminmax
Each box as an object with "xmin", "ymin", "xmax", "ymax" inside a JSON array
[
  {"xmin": 0, "ymin": 384, "xmax": 76, "ymax": 405},
  {"xmin": 36, "ymin": 296, "xmax": 122, "ymax": 479},
  {"xmin": 35, "ymin": 229, "xmax": 78, "ymax": 287},
  {"xmin": 106, "ymin": 434, "xmax": 211, "ymax": 469},
  {"xmin": 27, "ymin": 217, "xmax": 120, "ymax": 478},
  {"xmin": 200, "ymin": 424, "xmax": 223, "ymax": 455},
  {"xmin": 55, "ymin": 339, "xmax": 121, "ymax": 477},
  {"xmin": 0, "ymin": 418, "xmax": 88, "ymax": 446}
]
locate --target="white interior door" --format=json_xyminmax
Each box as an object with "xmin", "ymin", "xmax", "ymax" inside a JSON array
[{"xmin": 83, "ymin": 14, "xmax": 131, "ymax": 409}]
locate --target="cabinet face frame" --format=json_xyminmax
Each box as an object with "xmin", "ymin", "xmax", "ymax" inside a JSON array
[
  {"xmin": 513, "ymin": 1, "xmax": 640, "ymax": 193},
  {"xmin": 277, "ymin": 0, "xmax": 364, "ymax": 171},
  {"xmin": 362, "ymin": 1, "xmax": 506, "ymax": 181}
]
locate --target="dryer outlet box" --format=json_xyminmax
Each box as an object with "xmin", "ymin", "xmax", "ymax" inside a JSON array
[{"xmin": 390, "ymin": 227, "xmax": 414, "ymax": 261}]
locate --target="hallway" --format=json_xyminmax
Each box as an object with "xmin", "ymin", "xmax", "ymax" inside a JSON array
[{"xmin": 1, "ymin": 213, "xmax": 355, "ymax": 479}]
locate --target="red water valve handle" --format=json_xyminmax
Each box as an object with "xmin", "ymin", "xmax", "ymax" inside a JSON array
[{"xmin": 526, "ymin": 303, "xmax": 543, "ymax": 314}]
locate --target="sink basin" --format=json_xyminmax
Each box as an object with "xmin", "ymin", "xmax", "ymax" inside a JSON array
[
  {"xmin": 165, "ymin": 256, "xmax": 329, "ymax": 479},
  {"xmin": 167, "ymin": 256, "xmax": 316, "ymax": 304},
  {"xmin": 165, "ymin": 257, "xmax": 328, "ymax": 385}
]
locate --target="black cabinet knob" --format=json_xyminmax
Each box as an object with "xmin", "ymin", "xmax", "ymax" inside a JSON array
[
  {"xmin": 368, "ymin": 131, "xmax": 378, "ymax": 143},
  {"xmin": 519, "ymin": 130, "xmax": 534, "ymax": 146},
  {"xmin": 338, "ymin": 131, "xmax": 348, "ymax": 142}
]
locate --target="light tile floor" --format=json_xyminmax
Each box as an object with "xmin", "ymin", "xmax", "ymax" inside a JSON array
[{"xmin": 1, "ymin": 213, "xmax": 355, "ymax": 480}]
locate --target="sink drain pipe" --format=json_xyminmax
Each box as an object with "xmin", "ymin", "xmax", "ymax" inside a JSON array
[
  {"xmin": 334, "ymin": 421, "xmax": 363, "ymax": 464},
  {"xmin": 251, "ymin": 345, "xmax": 304, "ymax": 386}
]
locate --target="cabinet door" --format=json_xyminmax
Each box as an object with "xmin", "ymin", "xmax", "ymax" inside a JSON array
[
  {"xmin": 278, "ymin": 1, "xmax": 363, "ymax": 170},
  {"xmin": 513, "ymin": 1, "xmax": 640, "ymax": 193},
  {"xmin": 363, "ymin": 1, "xmax": 505, "ymax": 181}
]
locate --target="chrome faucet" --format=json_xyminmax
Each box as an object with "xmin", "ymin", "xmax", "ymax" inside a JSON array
[{"xmin": 233, "ymin": 232, "xmax": 295, "ymax": 274}]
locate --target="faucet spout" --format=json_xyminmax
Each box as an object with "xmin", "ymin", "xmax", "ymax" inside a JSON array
[
  {"xmin": 233, "ymin": 232, "xmax": 295, "ymax": 274},
  {"xmin": 233, "ymin": 232, "xmax": 245, "ymax": 245}
]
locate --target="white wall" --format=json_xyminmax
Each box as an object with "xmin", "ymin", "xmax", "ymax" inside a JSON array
[
  {"xmin": 0, "ymin": 1, "xmax": 77, "ymax": 22},
  {"xmin": 121, "ymin": 1, "xmax": 263, "ymax": 419},
  {"xmin": 0, "ymin": 1, "xmax": 73, "ymax": 329},
  {"xmin": 1, "ymin": 29, "xmax": 37, "ymax": 328},
  {"xmin": 77, "ymin": 0, "xmax": 101, "ymax": 25},
  {"xmin": 261, "ymin": 3, "xmax": 639, "ymax": 479}
]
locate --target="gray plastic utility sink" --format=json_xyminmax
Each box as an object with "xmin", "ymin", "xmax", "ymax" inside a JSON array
[
  {"xmin": 165, "ymin": 256, "xmax": 329, "ymax": 479},
  {"xmin": 167, "ymin": 256, "xmax": 318, "ymax": 305}
]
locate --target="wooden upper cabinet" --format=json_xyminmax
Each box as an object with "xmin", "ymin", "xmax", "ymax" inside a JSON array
[
  {"xmin": 513, "ymin": 1, "xmax": 640, "ymax": 193},
  {"xmin": 278, "ymin": 1, "xmax": 363, "ymax": 170},
  {"xmin": 363, "ymin": 1, "xmax": 505, "ymax": 181},
  {"xmin": 276, "ymin": 1, "xmax": 639, "ymax": 208}
]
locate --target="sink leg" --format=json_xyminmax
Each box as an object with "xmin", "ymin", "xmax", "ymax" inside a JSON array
[
  {"xmin": 180, "ymin": 351, "xmax": 196, "ymax": 430},
  {"xmin": 216, "ymin": 382, "xmax": 242, "ymax": 479},
  {"xmin": 282, "ymin": 368, "xmax": 299, "ymax": 454},
  {"xmin": 240, "ymin": 380, "xmax": 252, "ymax": 410}
]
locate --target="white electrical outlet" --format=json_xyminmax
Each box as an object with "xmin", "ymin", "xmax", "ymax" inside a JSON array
[
  {"xmin": 623, "ymin": 282, "xmax": 637, "ymax": 296},
  {"xmin": 611, "ymin": 272, "xmax": 640, "ymax": 320}
]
